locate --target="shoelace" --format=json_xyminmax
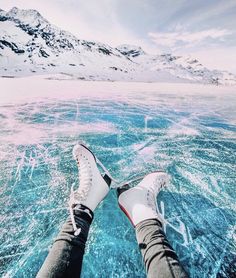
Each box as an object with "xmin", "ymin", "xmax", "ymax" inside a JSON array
[
  {"xmin": 96, "ymin": 157, "xmax": 119, "ymax": 185},
  {"xmin": 147, "ymin": 175, "xmax": 167, "ymax": 212},
  {"xmin": 69, "ymin": 155, "xmax": 116, "ymax": 235},
  {"xmin": 147, "ymin": 188, "xmax": 157, "ymax": 213},
  {"xmin": 95, "ymin": 158, "xmax": 144, "ymax": 188},
  {"xmin": 69, "ymin": 157, "xmax": 92, "ymax": 235}
]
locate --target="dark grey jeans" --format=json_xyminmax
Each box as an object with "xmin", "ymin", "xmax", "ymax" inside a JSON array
[
  {"xmin": 37, "ymin": 205, "xmax": 93, "ymax": 278},
  {"xmin": 136, "ymin": 218, "xmax": 188, "ymax": 278},
  {"xmin": 37, "ymin": 211, "xmax": 188, "ymax": 277}
]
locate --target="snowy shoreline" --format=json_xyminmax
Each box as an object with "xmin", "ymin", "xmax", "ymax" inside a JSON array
[{"xmin": 1, "ymin": 75, "xmax": 235, "ymax": 105}]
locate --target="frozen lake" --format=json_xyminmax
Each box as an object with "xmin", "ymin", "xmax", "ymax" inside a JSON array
[{"xmin": 0, "ymin": 77, "xmax": 235, "ymax": 277}]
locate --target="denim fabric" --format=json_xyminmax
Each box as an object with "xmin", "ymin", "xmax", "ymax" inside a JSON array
[
  {"xmin": 135, "ymin": 218, "xmax": 188, "ymax": 278},
  {"xmin": 37, "ymin": 206, "xmax": 93, "ymax": 278},
  {"xmin": 37, "ymin": 211, "xmax": 188, "ymax": 277}
]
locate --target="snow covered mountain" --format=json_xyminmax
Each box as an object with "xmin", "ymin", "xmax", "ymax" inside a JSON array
[{"xmin": 0, "ymin": 7, "xmax": 235, "ymax": 85}]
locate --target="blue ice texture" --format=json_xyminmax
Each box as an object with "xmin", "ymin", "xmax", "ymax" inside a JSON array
[{"xmin": 0, "ymin": 88, "xmax": 235, "ymax": 277}]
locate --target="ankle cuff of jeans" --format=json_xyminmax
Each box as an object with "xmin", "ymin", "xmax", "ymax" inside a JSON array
[
  {"xmin": 136, "ymin": 218, "xmax": 163, "ymax": 231},
  {"xmin": 73, "ymin": 204, "xmax": 94, "ymax": 224}
]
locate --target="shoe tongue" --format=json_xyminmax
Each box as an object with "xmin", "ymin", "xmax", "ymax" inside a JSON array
[
  {"xmin": 117, "ymin": 184, "xmax": 131, "ymax": 197},
  {"xmin": 103, "ymin": 174, "xmax": 112, "ymax": 187}
]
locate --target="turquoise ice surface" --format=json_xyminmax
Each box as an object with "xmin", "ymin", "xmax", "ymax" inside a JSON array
[{"xmin": 0, "ymin": 88, "xmax": 235, "ymax": 277}]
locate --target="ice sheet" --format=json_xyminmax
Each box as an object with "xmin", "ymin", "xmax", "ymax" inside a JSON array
[{"xmin": 0, "ymin": 78, "xmax": 235, "ymax": 277}]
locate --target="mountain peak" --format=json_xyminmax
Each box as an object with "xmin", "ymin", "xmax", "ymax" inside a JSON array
[
  {"xmin": 8, "ymin": 7, "xmax": 41, "ymax": 17},
  {"xmin": 0, "ymin": 8, "xmax": 6, "ymax": 15},
  {"xmin": 6, "ymin": 7, "xmax": 49, "ymax": 27},
  {"xmin": 8, "ymin": 6, "xmax": 19, "ymax": 14},
  {"xmin": 116, "ymin": 44, "xmax": 145, "ymax": 57}
]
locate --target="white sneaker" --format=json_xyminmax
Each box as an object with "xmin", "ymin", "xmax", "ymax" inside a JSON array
[
  {"xmin": 117, "ymin": 172, "xmax": 169, "ymax": 227},
  {"xmin": 70, "ymin": 144, "xmax": 111, "ymax": 211},
  {"xmin": 69, "ymin": 144, "xmax": 112, "ymax": 235}
]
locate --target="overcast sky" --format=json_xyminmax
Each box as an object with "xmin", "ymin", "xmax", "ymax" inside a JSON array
[{"xmin": 1, "ymin": 0, "xmax": 236, "ymax": 73}]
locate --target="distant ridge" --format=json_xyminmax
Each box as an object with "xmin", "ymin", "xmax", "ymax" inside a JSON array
[{"xmin": 0, "ymin": 7, "xmax": 235, "ymax": 85}]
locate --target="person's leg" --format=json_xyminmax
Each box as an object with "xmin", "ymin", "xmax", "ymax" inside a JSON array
[
  {"xmin": 37, "ymin": 144, "xmax": 111, "ymax": 278},
  {"xmin": 37, "ymin": 205, "xmax": 93, "ymax": 278},
  {"xmin": 117, "ymin": 172, "xmax": 188, "ymax": 278},
  {"xmin": 135, "ymin": 218, "xmax": 187, "ymax": 278}
]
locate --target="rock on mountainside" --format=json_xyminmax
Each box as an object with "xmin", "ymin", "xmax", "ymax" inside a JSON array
[{"xmin": 0, "ymin": 7, "xmax": 235, "ymax": 85}]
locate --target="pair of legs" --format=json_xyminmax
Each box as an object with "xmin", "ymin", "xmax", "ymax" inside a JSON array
[{"xmin": 37, "ymin": 144, "xmax": 188, "ymax": 278}]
